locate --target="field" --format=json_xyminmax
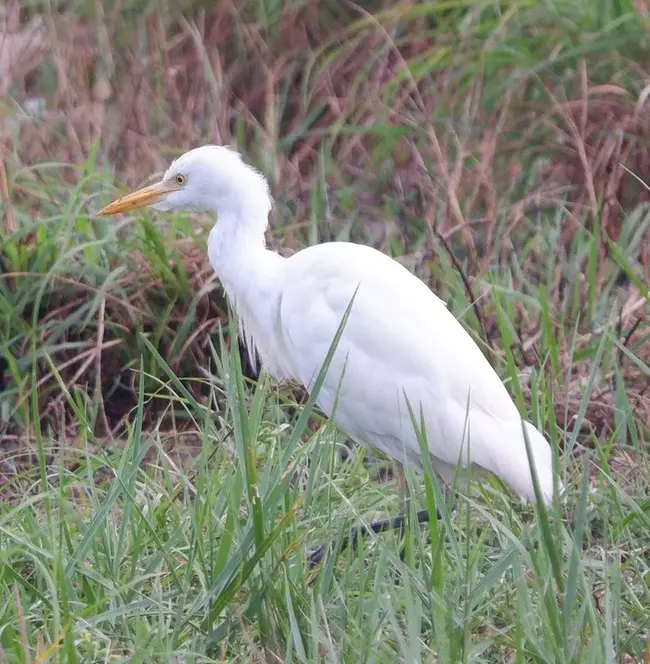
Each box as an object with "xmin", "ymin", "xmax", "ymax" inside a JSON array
[{"xmin": 1, "ymin": 0, "xmax": 649, "ymax": 661}]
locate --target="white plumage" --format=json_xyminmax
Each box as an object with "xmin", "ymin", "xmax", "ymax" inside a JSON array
[{"xmin": 98, "ymin": 145, "xmax": 560, "ymax": 505}]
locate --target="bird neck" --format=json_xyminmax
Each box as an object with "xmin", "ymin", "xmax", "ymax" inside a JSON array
[
  {"xmin": 207, "ymin": 206, "xmax": 286, "ymax": 376},
  {"xmin": 207, "ymin": 206, "xmax": 274, "ymax": 296},
  {"xmin": 204, "ymin": 156, "xmax": 274, "ymax": 285}
]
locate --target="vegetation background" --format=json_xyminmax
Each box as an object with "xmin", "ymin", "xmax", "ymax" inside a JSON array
[{"xmin": 0, "ymin": 0, "xmax": 649, "ymax": 661}]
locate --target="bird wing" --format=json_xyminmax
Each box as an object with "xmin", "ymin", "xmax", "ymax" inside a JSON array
[{"xmin": 278, "ymin": 241, "xmax": 553, "ymax": 501}]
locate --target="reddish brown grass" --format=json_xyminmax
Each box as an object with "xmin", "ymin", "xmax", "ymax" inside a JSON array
[{"xmin": 1, "ymin": 1, "xmax": 649, "ymax": 467}]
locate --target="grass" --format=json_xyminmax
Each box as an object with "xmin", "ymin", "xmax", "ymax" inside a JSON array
[{"xmin": 1, "ymin": 0, "xmax": 650, "ymax": 660}]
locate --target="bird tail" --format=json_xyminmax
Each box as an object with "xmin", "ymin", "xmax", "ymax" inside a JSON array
[
  {"xmin": 512, "ymin": 421, "xmax": 560, "ymax": 506},
  {"xmin": 438, "ymin": 417, "xmax": 562, "ymax": 507}
]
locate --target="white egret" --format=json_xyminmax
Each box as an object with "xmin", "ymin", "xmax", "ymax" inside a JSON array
[{"xmin": 98, "ymin": 145, "xmax": 559, "ymax": 514}]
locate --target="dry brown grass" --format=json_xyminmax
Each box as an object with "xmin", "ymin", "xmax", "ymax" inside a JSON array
[{"xmin": 1, "ymin": 0, "xmax": 649, "ymax": 457}]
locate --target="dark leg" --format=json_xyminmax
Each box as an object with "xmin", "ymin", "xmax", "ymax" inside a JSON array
[
  {"xmin": 308, "ymin": 508, "xmax": 432, "ymax": 568},
  {"xmin": 308, "ymin": 463, "xmax": 449, "ymax": 569},
  {"xmin": 395, "ymin": 464, "xmax": 411, "ymax": 563}
]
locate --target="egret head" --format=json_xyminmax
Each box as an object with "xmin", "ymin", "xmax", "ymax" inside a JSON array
[{"xmin": 97, "ymin": 145, "xmax": 271, "ymax": 219}]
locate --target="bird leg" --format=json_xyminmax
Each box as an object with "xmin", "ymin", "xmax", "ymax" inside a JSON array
[
  {"xmin": 308, "ymin": 463, "xmax": 446, "ymax": 568},
  {"xmin": 308, "ymin": 508, "xmax": 432, "ymax": 568},
  {"xmin": 394, "ymin": 463, "xmax": 411, "ymax": 562}
]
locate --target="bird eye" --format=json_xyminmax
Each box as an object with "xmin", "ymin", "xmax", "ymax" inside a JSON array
[{"xmin": 175, "ymin": 174, "xmax": 186, "ymax": 186}]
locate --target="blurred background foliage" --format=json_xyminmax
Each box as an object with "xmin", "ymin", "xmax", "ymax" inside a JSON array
[
  {"xmin": 1, "ymin": 0, "xmax": 649, "ymax": 485},
  {"xmin": 1, "ymin": 0, "xmax": 649, "ymax": 478}
]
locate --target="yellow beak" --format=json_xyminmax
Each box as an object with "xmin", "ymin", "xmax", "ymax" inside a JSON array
[{"xmin": 97, "ymin": 180, "xmax": 178, "ymax": 216}]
